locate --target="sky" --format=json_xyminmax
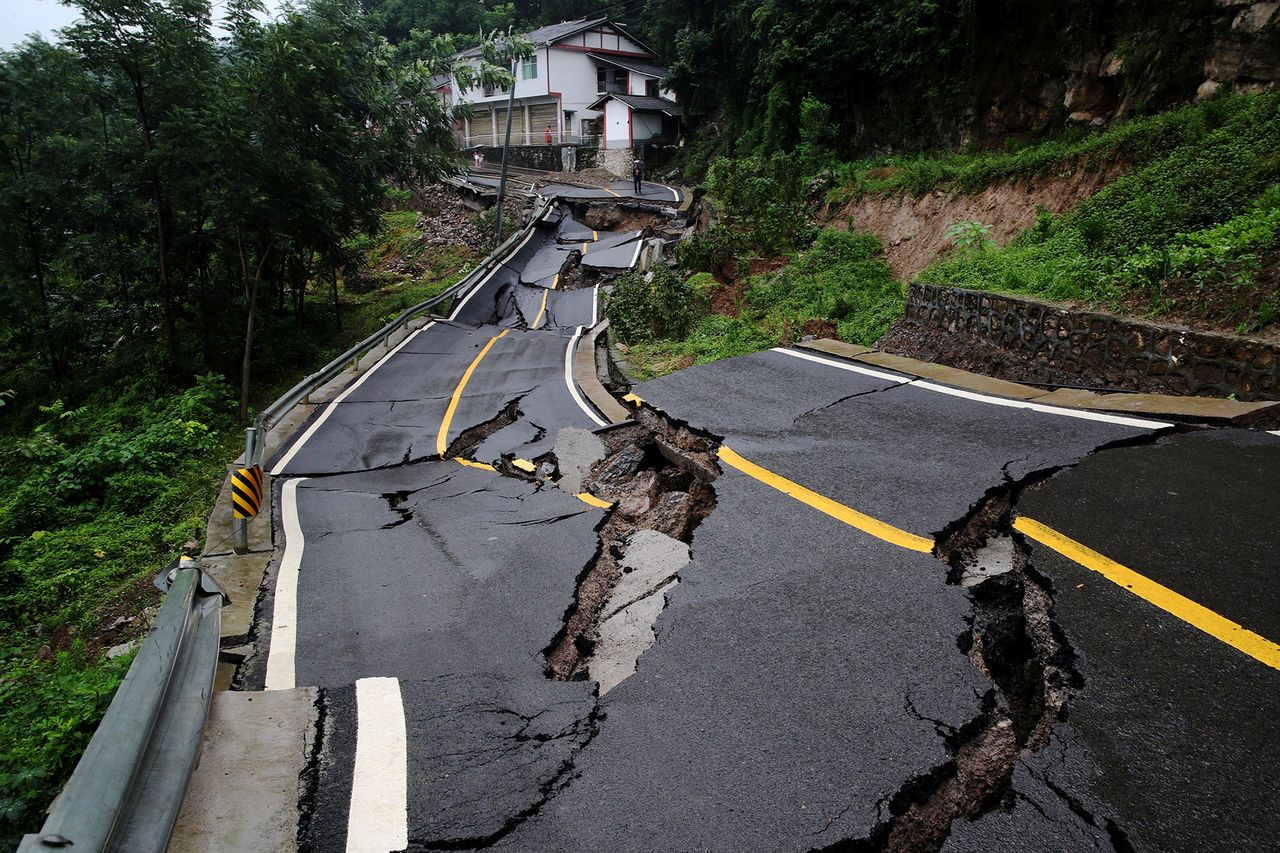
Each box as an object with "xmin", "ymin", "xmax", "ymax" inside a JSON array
[{"xmin": 1, "ymin": 0, "xmax": 289, "ymax": 51}]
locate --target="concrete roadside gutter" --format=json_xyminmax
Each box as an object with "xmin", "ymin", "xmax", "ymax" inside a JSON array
[
  {"xmin": 575, "ymin": 319, "xmax": 631, "ymax": 425},
  {"xmin": 796, "ymin": 338, "xmax": 1280, "ymax": 425}
]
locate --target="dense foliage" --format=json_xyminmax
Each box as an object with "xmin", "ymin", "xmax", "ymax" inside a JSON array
[
  {"xmin": 0, "ymin": 0, "xmax": 514, "ymax": 422},
  {"xmin": 620, "ymin": 229, "xmax": 904, "ymax": 379}
]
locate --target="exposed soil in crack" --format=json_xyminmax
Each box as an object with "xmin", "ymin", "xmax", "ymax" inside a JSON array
[
  {"xmin": 568, "ymin": 199, "xmax": 673, "ymax": 234},
  {"xmin": 834, "ymin": 426, "xmax": 1188, "ymax": 851},
  {"xmin": 554, "ymin": 248, "xmax": 601, "ymax": 291},
  {"xmin": 296, "ymin": 688, "xmax": 328, "ymax": 852},
  {"xmin": 543, "ymin": 407, "xmax": 722, "ymax": 681}
]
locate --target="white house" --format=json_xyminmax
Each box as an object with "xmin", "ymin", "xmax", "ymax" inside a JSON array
[{"xmin": 450, "ymin": 17, "xmax": 680, "ymax": 149}]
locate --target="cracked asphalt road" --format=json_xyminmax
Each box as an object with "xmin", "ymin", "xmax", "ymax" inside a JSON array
[{"xmin": 252, "ymin": 197, "xmax": 1280, "ymax": 851}]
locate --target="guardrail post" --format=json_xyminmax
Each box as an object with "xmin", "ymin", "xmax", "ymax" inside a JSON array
[{"xmin": 231, "ymin": 427, "xmax": 257, "ymax": 555}]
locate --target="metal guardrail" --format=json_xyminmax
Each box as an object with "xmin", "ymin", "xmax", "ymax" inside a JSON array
[{"xmin": 18, "ymin": 559, "xmax": 227, "ymax": 852}]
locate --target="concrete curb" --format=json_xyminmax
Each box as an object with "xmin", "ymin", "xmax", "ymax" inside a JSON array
[
  {"xmin": 796, "ymin": 338, "xmax": 1280, "ymax": 424},
  {"xmin": 575, "ymin": 320, "xmax": 631, "ymax": 424},
  {"xmin": 169, "ymin": 688, "xmax": 317, "ymax": 853}
]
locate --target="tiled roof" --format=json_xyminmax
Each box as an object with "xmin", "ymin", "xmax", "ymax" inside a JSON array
[
  {"xmin": 587, "ymin": 53, "xmax": 666, "ymax": 78},
  {"xmin": 587, "ymin": 93, "xmax": 682, "ymax": 116},
  {"xmin": 459, "ymin": 16, "xmax": 610, "ymax": 57}
]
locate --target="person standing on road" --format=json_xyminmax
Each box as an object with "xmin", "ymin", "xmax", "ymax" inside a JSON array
[
  {"xmin": 632, "ymin": 158, "xmax": 644, "ymax": 195},
  {"xmin": 544, "ymin": 125, "xmax": 553, "ymax": 145}
]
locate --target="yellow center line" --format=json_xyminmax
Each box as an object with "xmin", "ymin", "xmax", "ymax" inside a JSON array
[
  {"xmin": 512, "ymin": 458, "xmax": 537, "ymax": 473},
  {"xmin": 1013, "ymin": 516, "xmax": 1280, "ymax": 671},
  {"xmin": 454, "ymin": 457, "xmax": 496, "ymax": 471},
  {"xmin": 531, "ymin": 289, "xmax": 550, "ymax": 329},
  {"xmin": 602, "ymin": 186, "xmax": 620, "ymax": 197},
  {"xmin": 437, "ymin": 329, "xmax": 509, "ymax": 457},
  {"xmin": 581, "ymin": 241, "xmax": 589, "ymax": 256},
  {"xmin": 551, "ymin": 273, "xmax": 560, "ymax": 289},
  {"xmin": 591, "ymin": 230, "xmax": 598, "ymax": 241},
  {"xmin": 716, "ymin": 446, "xmax": 934, "ymax": 553},
  {"xmin": 576, "ymin": 492, "xmax": 613, "ymax": 509}
]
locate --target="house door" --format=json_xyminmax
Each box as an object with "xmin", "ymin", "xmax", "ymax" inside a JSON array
[{"xmin": 530, "ymin": 103, "xmax": 558, "ymax": 143}]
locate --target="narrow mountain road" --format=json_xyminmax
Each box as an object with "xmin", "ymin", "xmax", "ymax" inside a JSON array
[{"xmin": 247, "ymin": 191, "xmax": 1280, "ymax": 852}]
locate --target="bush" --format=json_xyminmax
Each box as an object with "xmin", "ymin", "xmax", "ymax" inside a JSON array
[
  {"xmin": 675, "ymin": 226, "xmax": 736, "ymax": 273},
  {"xmin": 0, "ymin": 375, "xmax": 240, "ymax": 845},
  {"xmin": 0, "ymin": 651, "xmax": 131, "ymax": 850},
  {"xmin": 706, "ymin": 153, "xmax": 816, "ymax": 254},
  {"xmin": 746, "ymin": 229, "xmax": 905, "ymax": 345},
  {"xmin": 617, "ymin": 228, "xmax": 907, "ymax": 378},
  {"xmin": 608, "ymin": 266, "xmax": 698, "ymax": 344}
]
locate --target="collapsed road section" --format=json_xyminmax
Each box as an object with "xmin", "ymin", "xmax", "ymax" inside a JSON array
[{"xmin": 174, "ymin": 179, "xmax": 1280, "ymax": 853}]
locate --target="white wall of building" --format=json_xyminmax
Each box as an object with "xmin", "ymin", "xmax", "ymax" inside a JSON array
[
  {"xmin": 603, "ymin": 98, "xmax": 630, "ymax": 148},
  {"xmin": 548, "ymin": 48, "xmax": 604, "ymax": 136},
  {"xmin": 553, "ymin": 26, "xmax": 647, "ymax": 54},
  {"xmin": 632, "ymin": 111, "xmax": 665, "ymax": 142}
]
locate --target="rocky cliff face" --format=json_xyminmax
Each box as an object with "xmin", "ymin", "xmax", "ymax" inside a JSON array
[{"xmin": 969, "ymin": 0, "xmax": 1278, "ymax": 142}]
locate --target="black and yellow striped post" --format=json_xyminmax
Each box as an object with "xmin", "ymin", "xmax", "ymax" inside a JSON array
[
  {"xmin": 230, "ymin": 462, "xmax": 264, "ymax": 556},
  {"xmin": 231, "ymin": 465, "xmax": 264, "ymax": 520}
]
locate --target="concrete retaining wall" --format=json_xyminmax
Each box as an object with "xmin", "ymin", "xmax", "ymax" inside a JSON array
[{"xmin": 905, "ymin": 283, "xmax": 1280, "ymax": 400}]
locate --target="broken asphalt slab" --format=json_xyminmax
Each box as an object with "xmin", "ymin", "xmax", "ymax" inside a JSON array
[
  {"xmin": 242, "ymin": 460, "xmax": 603, "ymax": 690},
  {"xmin": 492, "ymin": 468, "xmax": 994, "ymax": 850},
  {"xmin": 634, "ymin": 348, "xmax": 1158, "ymax": 536},
  {"xmin": 990, "ymin": 428, "xmax": 1280, "ymax": 852}
]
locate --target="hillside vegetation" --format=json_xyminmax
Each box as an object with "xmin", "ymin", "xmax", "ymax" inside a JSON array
[{"xmin": 623, "ymin": 91, "xmax": 1280, "ymax": 377}]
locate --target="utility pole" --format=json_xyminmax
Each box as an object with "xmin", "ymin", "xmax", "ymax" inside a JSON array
[{"xmin": 493, "ymin": 56, "xmax": 518, "ymax": 244}]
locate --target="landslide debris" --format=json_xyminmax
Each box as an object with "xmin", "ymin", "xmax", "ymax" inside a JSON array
[{"xmin": 543, "ymin": 407, "xmax": 721, "ymax": 684}]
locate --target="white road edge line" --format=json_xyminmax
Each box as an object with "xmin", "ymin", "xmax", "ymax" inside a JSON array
[
  {"xmin": 566, "ymin": 325, "xmax": 608, "ymax": 427},
  {"xmin": 265, "ymin": 476, "xmax": 306, "ymax": 691},
  {"xmin": 912, "ymin": 379, "xmax": 1174, "ymax": 429},
  {"xmin": 449, "ymin": 226, "xmax": 540, "ymax": 321},
  {"xmin": 770, "ymin": 347, "xmax": 911, "ymax": 385},
  {"xmin": 268, "ymin": 322, "xmax": 436, "ymax": 476},
  {"xmin": 773, "ymin": 347, "xmax": 1173, "ymax": 430},
  {"xmin": 591, "ymin": 284, "xmax": 599, "ymax": 327},
  {"xmin": 628, "ymin": 237, "xmax": 644, "ymax": 270},
  {"xmin": 666, "ymin": 183, "xmax": 680, "ymax": 202},
  {"xmin": 1269, "ymin": 430, "xmax": 1280, "ymax": 437},
  {"xmin": 345, "ymin": 676, "xmax": 408, "ymax": 853}
]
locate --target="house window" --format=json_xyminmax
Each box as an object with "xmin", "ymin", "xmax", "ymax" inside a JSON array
[
  {"xmin": 483, "ymin": 82, "xmax": 496, "ymax": 97},
  {"xmin": 597, "ymin": 67, "xmax": 607, "ymax": 94},
  {"xmin": 645, "ymin": 78, "xmax": 658, "ymax": 98},
  {"xmin": 521, "ymin": 55, "xmax": 538, "ymax": 80}
]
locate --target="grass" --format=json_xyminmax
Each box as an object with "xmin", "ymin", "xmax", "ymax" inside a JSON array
[
  {"xmin": 829, "ymin": 91, "xmax": 1273, "ymax": 200},
  {"xmin": 621, "ymin": 91, "xmax": 1280, "ymax": 383}
]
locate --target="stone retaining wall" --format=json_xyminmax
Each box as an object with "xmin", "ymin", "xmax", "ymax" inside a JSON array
[
  {"xmin": 904, "ymin": 283, "xmax": 1279, "ymax": 400},
  {"xmin": 474, "ymin": 144, "xmax": 564, "ymax": 172}
]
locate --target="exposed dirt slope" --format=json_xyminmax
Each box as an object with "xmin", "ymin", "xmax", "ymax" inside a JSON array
[{"xmin": 824, "ymin": 161, "xmax": 1128, "ymax": 281}]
